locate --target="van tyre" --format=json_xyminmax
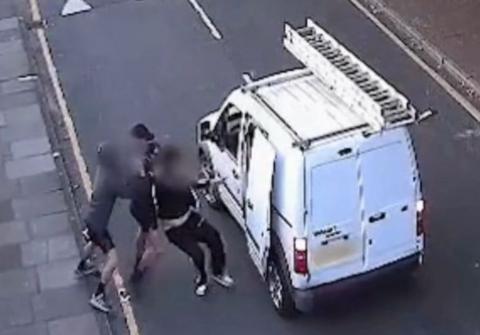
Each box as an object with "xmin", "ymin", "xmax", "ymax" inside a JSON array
[
  {"xmin": 267, "ymin": 255, "xmax": 297, "ymax": 318},
  {"xmin": 199, "ymin": 151, "xmax": 223, "ymax": 210}
]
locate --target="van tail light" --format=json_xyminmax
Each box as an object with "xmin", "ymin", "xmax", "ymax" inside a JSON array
[
  {"xmin": 294, "ymin": 238, "xmax": 308, "ymax": 275},
  {"xmin": 416, "ymin": 200, "xmax": 426, "ymax": 236}
]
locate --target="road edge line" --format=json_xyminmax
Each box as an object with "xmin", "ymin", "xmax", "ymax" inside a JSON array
[
  {"xmin": 187, "ymin": 0, "xmax": 223, "ymax": 40},
  {"xmin": 348, "ymin": 0, "xmax": 480, "ymax": 123},
  {"xmin": 27, "ymin": 1, "xmax": 141, "ymax": 334}
]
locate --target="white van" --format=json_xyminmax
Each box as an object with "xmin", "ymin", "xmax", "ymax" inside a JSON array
[{"xmin": 196, "ymin": 19, "xmax": 432, "ymax": 316}]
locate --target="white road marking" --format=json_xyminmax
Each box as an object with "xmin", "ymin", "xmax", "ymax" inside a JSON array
[
  {"xmin": 61, "ymin": 0, "xmax": 92, "ymax": 17},
  {"xmin": 28, "ymin": 0, "xmax": 141, "ymax": 334},
  {"xmin": 348, "ymin": 0, "xmax": 480, "ymax": 123},
  {"xmin": 187, "ymin": 0, "xmax": 223, "ymax": 40}
]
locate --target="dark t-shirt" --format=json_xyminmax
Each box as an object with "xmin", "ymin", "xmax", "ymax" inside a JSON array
[{"xmin": 154, "ymin": 180, "xmax": 197, "ymax": 220}]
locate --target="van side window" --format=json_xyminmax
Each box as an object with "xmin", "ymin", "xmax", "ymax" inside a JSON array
[{"xmin": 215, "ymin": 104, "xmax": 243, "ymax": 159}]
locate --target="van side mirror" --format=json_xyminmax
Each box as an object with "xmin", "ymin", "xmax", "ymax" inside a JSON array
[{"xmin": 416, "ymin": 109, "xmax": 438, "ymax": 123}]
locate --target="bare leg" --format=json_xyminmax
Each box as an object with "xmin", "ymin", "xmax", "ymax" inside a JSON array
[{"xmin": 134, "ymin": 229, "xmax": 165, "ymax": 276}]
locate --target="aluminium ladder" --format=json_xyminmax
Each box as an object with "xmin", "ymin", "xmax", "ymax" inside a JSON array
[{"xmin": 284, "ymin": 18, "xmax": 417, "ymax": 132}]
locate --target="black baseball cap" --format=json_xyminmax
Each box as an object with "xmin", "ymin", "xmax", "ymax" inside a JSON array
[{"xmin": 130, "ymin": 123, "xmax": 155, "ymax": 141}]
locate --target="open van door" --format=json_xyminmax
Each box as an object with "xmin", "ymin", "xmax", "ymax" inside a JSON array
[{"xmin": 245, "ymin": 129, "xmax": 276, "ymax": 275}]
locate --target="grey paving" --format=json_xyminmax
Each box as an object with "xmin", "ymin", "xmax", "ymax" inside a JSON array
[
  {"xmin": 29, "ymin": 212, "xmax": 70, "ymax": 239},
  {"xmin": 0, "ymin": 221, "xmax": 29, "ymax": 246},
  {"xmin": 5, "ymin": 154, "xmax": 55, "ymax": 179},
  {"xmin": 19, "ymin": 171, "xmax": 61, "ymax": 196},
  {"xmin": 12, "ymin": 191, "xmax": 66, "ymax": 219},
  {"xmin": 0, "ymin": 18, "xmax": 18, "ymax": 31},
  {"xmin": 48, "ymin": 313, "xmax": 100, "ymax": 335},
  {"xmin": 0, "ymin": 295, "xmax": 33, "ymax": 329},
  {"xmin": 0, "ymin": 268, "xmax": 37, "ymax": 299},
  {"xmin": 0, "ymin": 91, "xmax": 38, "ymax": 112},
  {"xmin": 0, "ymin": 16, "xmax": 103, "ymax": 335},
  {"xmin": 0, "ymin": 199, "xmax": 14, "ymax": 223},
  {"xmin": 11, "ymin": 137, "xmax": 50, "ymax": 159},
  {"xmin": 0, "ymin": 79, "xmax": 36, "ymax": 96},
  {"xmin": 0, "ymin": 116, "xmax": 47, "ymax": 143},
  {"xmin": 36, "ymin": 257, "xmax": 80, "ymax": 291},
  {"xmin": 21, "ymin": 240, "xmax": 48, "ymax": 267},
  {"xmin": 0, "ymin": 245, "xmax": 22, "ymax": 271},
  {"xmin": 1, "ymin": 104, "xmax": 43, "ymax": 126},
  {"xmin": 47, "ymin": 234, "xmax": 79, "ymax": 262},
  {"xmin": 32, "ymin": 285, "xmax": 92, "ymax": 322},
  {"xmin": 0, "ymin": 323, "xmax": 48, "ymax": 335}
]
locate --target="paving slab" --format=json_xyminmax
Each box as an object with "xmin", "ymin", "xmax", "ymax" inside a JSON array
[
  {"xmin": 21, "ymin": 240, "xmax": 48, "ymax": 267},
  {"xmin": 0, "ymin": 199, "xmax": 14, "ymax": 223},
  {"xmin": 48, "ymin": 313, "xmax": 100, "ymax": 335},
  {"xmin": 19, "ymin": 171, "xmax": 62, "ymax": 196},
  {"xmin": 0, "ymin": 91, "xmax": 37, "ymax": 112},
  {"xmin": 0, "ymin": 79, "xmax": 36, "ymax": 96},
  {"xmin": 0, "ymin": 268, "xmax": 37, "ymax": 299},
  {"xmin": 47, "ymin": 234, "xmax": 79, "ymax": 262},
  {"xmin": 32, "ymin": 284, "xmax": 92, "ymax": 321},
  {"xmin": 11, "ymin": 137, "xmax": 51, "ymax": 159},
  {"xmin": 0, "ymin": 18, "xmax": 18, "ymax": 31},
  {"xmin": 0, "ymin": 28, "xmax": 20, "ymax": 44},
  {"xmin": 0, "ymin": 323, "xmax": 48, "ymax": 335},
  {"xmin": 0, "ymin": 221, "xmax": 29, "ymax": 247},
  {"xmin": 0, "ymin": 51, "xmax": 29, "ymax": 81},
  {"xmin": 2, "ymin": 104, "xmax": 43, "ymax": 126},
  {"xmin": 0, "ymin": 295, "xmax": 34, "ymax": 330},
  {"xmin": 13, "ymin": 191, "xmax": 66, "ymax": 219},
  {"xmin": 6, "ymin": 154, "xmax": 55, "ymax": 179},
  {"xmin": 29, "ymin": 212, "xmax": 70, "ymax": 239},
  {"xmin": 0, "ymin": 245, "xmax": 22, "ymax": 271},
  {"xmin": 0, "ymin": 116, "xmax": 47, "ymax": 143},
  {"xmin": 36, "ymin": 257, "xmax": 80, "ymax": 291}
]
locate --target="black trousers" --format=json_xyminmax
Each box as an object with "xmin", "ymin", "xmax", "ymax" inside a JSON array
[{"xmin": 165, "ymin": 212, "xmax": 226, "ymax": 285}]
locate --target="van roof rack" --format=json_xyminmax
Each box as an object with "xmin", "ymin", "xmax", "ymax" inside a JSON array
[{"xmin": 283, "ymin": 19, "xmax": 418, "ymax": 134}]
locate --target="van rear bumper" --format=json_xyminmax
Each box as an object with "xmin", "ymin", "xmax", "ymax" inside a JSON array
[{"xmin": 293, "ymin": 253, "xmax": 421, "ymax": 312}]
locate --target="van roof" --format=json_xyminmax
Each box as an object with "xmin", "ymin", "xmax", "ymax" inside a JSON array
[{"xmin": 254, "ymin": 71, "xmax": 369, "ymax": 143}]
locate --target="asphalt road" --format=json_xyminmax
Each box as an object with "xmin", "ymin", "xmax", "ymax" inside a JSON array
[{"xmin": 37, "ymin": 0, "xmax": 480, "ymax": 334}]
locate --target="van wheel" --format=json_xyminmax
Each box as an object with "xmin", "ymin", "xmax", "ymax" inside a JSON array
[
  {"xmin": 267, "ymin": 256, "xmax": 297, "ymax": 318},
  {"xmin": 199, "ymin": 151, "xmax": 223, "ymax": 210}
]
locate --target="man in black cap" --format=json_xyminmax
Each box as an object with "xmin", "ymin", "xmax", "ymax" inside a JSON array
[{"xmin": 76, "ymin": 123, "xmax": 161, "ymax": 312}]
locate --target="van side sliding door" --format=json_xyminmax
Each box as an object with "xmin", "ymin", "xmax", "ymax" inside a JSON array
[{"xmin": 245, "ymin": 129, "xmax": 276, "ymax": 275}]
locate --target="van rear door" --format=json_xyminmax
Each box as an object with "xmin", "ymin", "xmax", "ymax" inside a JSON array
[
  {"xmin": 359, "ymin": 134, "xmax": 417, "ymax": 269},
  {"xmin": 306, "ymin": 150, "xmax": 364, "ymax": 285}
]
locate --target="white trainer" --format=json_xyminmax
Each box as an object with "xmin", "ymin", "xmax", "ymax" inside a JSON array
[
  {"xmin": 213, "ymin": 273, "xmax": 235, "ymax": 288},
  {"xmin": 89, "ymin": 293, "xmax": 111, "ymax": 313}
]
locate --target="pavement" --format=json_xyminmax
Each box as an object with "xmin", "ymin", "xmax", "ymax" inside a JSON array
[
  {"xmin": 4, "ymin": 0, "xmax": 480, "ymax": 334},
  {"xmin": 0, "ymin": 16, "xmax": 105, "ymax": 335},
  {"xmin": 362, "ymin": 0, "xmax": 480, "ymax": 104}
]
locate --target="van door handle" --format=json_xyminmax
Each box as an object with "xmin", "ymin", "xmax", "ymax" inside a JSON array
[
  {"xmin": 369, "ymin": 212, "xmax": 386, "ymax": 223},
  {"xmin": 232, "ymin": 170, "xmax": 239, "ymax": 179},
  {"xmin": 247, "ymin": 199, "xmax": 254, "ymax": 210}
]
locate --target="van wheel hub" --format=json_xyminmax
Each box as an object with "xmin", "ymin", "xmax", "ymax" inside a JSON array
[{"xmin": 268, "ymin": 263, "xmax": 283, "ymax": 309}]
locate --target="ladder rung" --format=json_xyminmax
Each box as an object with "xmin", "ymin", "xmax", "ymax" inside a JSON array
[
  {"xmin": 381, "ymin": 98, "xmax": 400, "ymax": 109},
  {"xmin": 359, "ymin": 81, "xmax": 378, "ymax": 91},
  {"xmin": 350, "ymin": 72, "xmax": 369, "ymax": 81},
  {"xmin": 324, "ymin": 49, "xmax": 341, "ymax": 58},
  {"xmin": 297, "ymin": 27, "xmax": 315, "ymax": 37}
]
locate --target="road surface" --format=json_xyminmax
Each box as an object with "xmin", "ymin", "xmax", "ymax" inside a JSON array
[{"xmin": 36, "ymin": 0, "xmax": 480, "ymax": 334}]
